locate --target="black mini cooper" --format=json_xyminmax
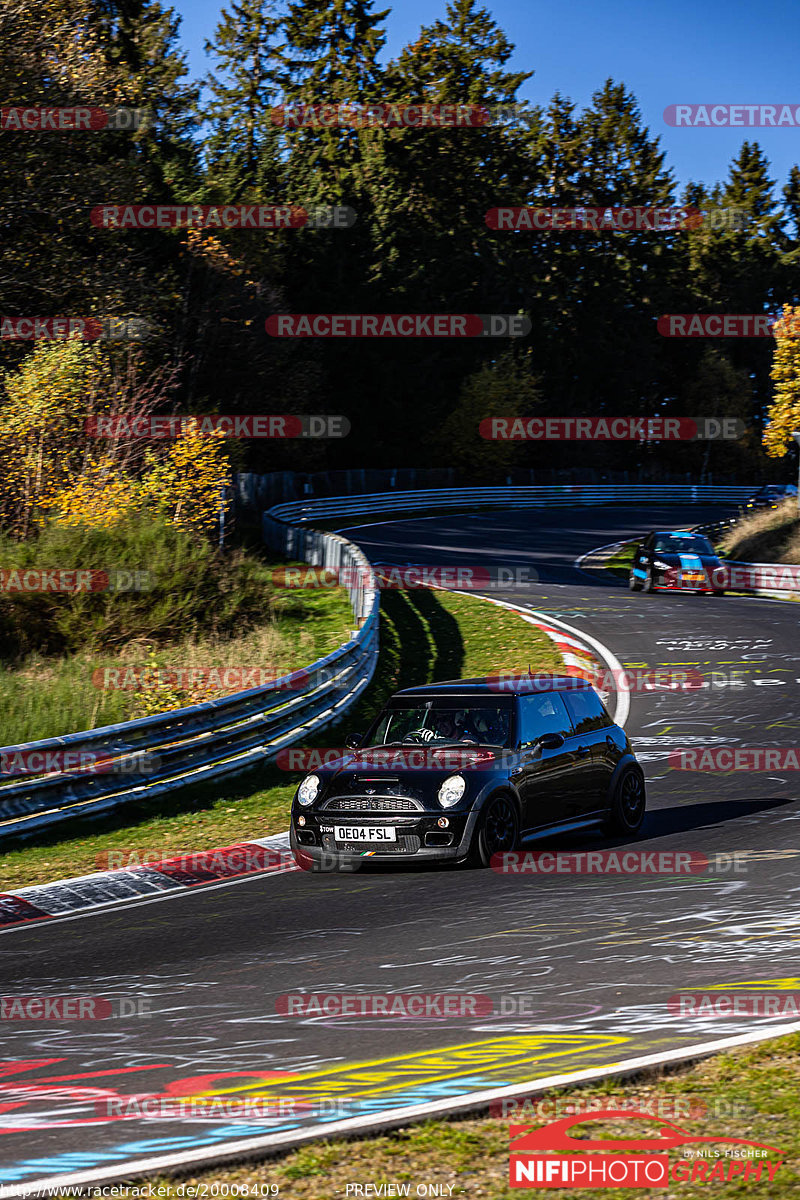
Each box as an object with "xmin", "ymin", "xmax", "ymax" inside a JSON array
[{"xmin": 290, "ymin": 677, "xmax": 645, "ymax": 869}]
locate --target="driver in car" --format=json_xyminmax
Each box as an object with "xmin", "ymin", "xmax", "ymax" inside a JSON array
[
  {"xmin": 433, "ymin": 710, "xmax": 479, "ymax": 742},
  {"xmin": 473, "ymin": 709, "xmax": 509, "ymax": 745}
]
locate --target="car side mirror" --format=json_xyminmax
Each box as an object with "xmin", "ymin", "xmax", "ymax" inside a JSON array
[
  {"xmin": 536, "ymin": 732, "xmax": 565, "ymax": 751},
  {"xmin": 345, "ymin": 733, "xmax": 363, "ymax": 749}
]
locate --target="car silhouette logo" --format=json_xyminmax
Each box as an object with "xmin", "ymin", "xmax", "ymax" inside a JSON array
[{"xmin": 510, "ymin": 1111, "xmax": 783, "ymax": 1155}]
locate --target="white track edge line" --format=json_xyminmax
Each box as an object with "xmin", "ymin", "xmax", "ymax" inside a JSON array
[
  {"xmin": 7, "ymin": 1020, "xmax": 800, "ymax": 1195},
  {"xmin": 464, "ymin": 592, "xmax": 630, "ymax": 728}
]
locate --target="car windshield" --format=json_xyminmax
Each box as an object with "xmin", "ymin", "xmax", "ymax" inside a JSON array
[
  {"xmin": 652, "ymin": 535, "xmax": 714, "ymax": 555},
  {"xmin": 369, "ymin": 702, "xmax": 513, "ymax": 748}
]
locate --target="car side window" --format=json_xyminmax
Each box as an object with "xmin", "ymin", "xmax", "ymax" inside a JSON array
[
  {"xmin": 563, "ymin": 688, "xmax": 613, "ymax": 734},
  {"xmin": 517, "ymin": 693, "xmax": 572, "ymax": 747}
]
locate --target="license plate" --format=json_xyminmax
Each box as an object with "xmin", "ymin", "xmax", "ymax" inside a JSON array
[{"xmin": 334, "ymin": 825, "xmax": 396, "ymax": 843}]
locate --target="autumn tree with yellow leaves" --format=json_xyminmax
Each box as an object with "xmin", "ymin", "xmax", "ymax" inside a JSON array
[
  {"xmin": 0, "ymin": 341, "xmax": 230, "ymax": 540},
  {"xmin": 0, "ymin": 340, "xmax": 109, "ymax": 538},
  {"xmin": 139, "ymin": 421, "xmax": 230, "ymax": 537},
  {"xmin": 764, "ymin": 305, "xmax": 800, "ymax": 458}
]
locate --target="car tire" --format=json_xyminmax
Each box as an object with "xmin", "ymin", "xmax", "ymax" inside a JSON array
[
  {"xmin": 603, "ymin": 766, "xmax": 646, "ymax": 836},
  {"xmin": 468, "ymin": 792, "xmax": 520, "ymax": 868},
  {"xmin": 642, "ymin": 567, "xmax": 654, "ymax": 593},
  {"xmin": 712, "ymin": 589, "xmax": 726, "ymax": 597},
  {"xmin": 628, "ymin": 571, "xmax": 642, "ymax": 592}
]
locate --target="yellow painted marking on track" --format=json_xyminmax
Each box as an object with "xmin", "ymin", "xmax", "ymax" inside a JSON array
[
  {"xmin": 181, "ymin": 1033, "xmax": 629, "ymax": 1104},
  {"xmin": 698, "ymin": 978, "xmax": 800, "ymax": 992}
]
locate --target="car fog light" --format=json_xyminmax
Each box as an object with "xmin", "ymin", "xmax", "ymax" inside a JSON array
[
  {"xmin": 298, "ymin": 815, "xmax": 306, "ymax": 826},
  {"xmin": 437, "ymin": 817, "xmax": 449, "ymax": 828}
]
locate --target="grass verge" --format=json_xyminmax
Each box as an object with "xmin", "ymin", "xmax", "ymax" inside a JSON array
[
  {"xmin": 0, "ymin": 588, "xmax": 562, "ymax": 890},
  {"xmin": 0, "ymin": 583, "xmax": 354, "ymax": 744},
  {"xmin": 719, "ymin": 498, "xmax": 800, "ymax": 564},
  {"xmin": 137, "ymin": 1030, "xmax": 800, "ymax": 1199},
  {"xmin": 600, "ymin": 542, "xmax": 637, "ymax": 580}
]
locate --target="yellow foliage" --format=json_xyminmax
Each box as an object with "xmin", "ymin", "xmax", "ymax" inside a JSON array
[
  {"xmin": 1, "ymin": 343, "xmax": 231, "ymax": 540},
  {"xmin": 0, "ymin": 340, "xmax": 111, "ymax": 537},
  {"xmin": 139, "ymin": 419, "xmax": 230, "ymax": 535},
  {"xmin": 40, "ymin": 456, "xmax": 140, "ymax": 529},
  {"xmin": 764, "ymin": 304, "xmax": 800, "ymax": 457}
]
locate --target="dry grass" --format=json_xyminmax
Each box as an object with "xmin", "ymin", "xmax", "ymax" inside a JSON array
[{"xmin": 720, "ymin": 498, "xmax": 800, "ymax": 564}]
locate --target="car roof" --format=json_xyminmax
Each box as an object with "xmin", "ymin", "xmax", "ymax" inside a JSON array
[{"xmin": 393, "ymin": 677, "xmax": 592, "ymax": 698}]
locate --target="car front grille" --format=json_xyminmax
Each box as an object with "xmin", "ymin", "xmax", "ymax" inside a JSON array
[
  {"xmin": 321, "ymin": 796, "xmax": 422, "ymax": 813},
  {"xmin": 321, "ymin": 832, "xmax": 422, "ymax": 855}
]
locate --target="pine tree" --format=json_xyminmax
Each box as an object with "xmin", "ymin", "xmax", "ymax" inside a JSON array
[
  {"xmin": 278, "ymin": 0, "xmax": 389, "ymax": 202},
  {"xmin": 87, "ymin": 0, "xmax": 200, "ymax": 194},
  {"xmin": 201, "ymin": 0, "xmax": 283, "ymax": 200}
]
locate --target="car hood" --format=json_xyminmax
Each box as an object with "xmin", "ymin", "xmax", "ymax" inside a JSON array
[
  {"xmin": 312, "ymin": 746, "xmax": 510, "ymax": 791},
  {"xmin": 657, "ymin": 553, "xmax": 721, "ymax": 569}
]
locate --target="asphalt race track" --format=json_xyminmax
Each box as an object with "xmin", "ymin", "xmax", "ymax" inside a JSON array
[{"xmin": 3, "ymin": 504, "xmax": 800, "ymax": 1190}]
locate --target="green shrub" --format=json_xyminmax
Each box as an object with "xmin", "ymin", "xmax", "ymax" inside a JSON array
[{"xmin": 0, "ymin": 517, "xmax": 280, "ymax": 662}]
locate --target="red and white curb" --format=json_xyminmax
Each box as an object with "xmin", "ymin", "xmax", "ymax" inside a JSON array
[
  {"xmin": 465, "ymin": 592, "xmax": 630, "ymax": 727},
  {"xmin": 0, "ymin": 833, "xmax": 298, "ymax": 931}
]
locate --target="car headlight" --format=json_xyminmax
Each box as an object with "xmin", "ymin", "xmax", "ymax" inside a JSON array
[
  {"xmin": 438, "ymin": 774, "xmax": 466, "ymax": 808},
  {"xmin": 653, "ymin": 560, "xmax": 671, "ymax": 570},
  {"xmin": 297, "ymin": 774, "xmax": 321, "ymax": 806}
]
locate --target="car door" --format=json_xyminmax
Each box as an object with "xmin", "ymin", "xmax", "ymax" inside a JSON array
[
  {"xmin": 511, "ymin": 692, "xmax": 577, "ymax": 832},
  {"xmin": 631, "ymin": 533, "xmax": 654, "ymax": 584},
  {"xmin": 562, "ymin": 687, "xmax": 622, "ymax": 814}
]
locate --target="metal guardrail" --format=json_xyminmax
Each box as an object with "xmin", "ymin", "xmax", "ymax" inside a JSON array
[
  {"xmin": 270, "ymin": 485, "xmax": 754, "ymax": 525},
  {"xmin": 0, "ymin": 533, "xmax": 378, "ymax": 841},
  {"xmin": 0, "ymin": 484, "xmax": 765, "ymax": 842},
  {"xmin": 694, "ymin": 513, "xmax": 744, "ymax": 542}
]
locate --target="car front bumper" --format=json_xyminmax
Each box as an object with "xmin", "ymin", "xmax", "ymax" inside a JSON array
[{"xmin": 290, "ymin": 807, "xmax": 479, "ymax": 865}]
